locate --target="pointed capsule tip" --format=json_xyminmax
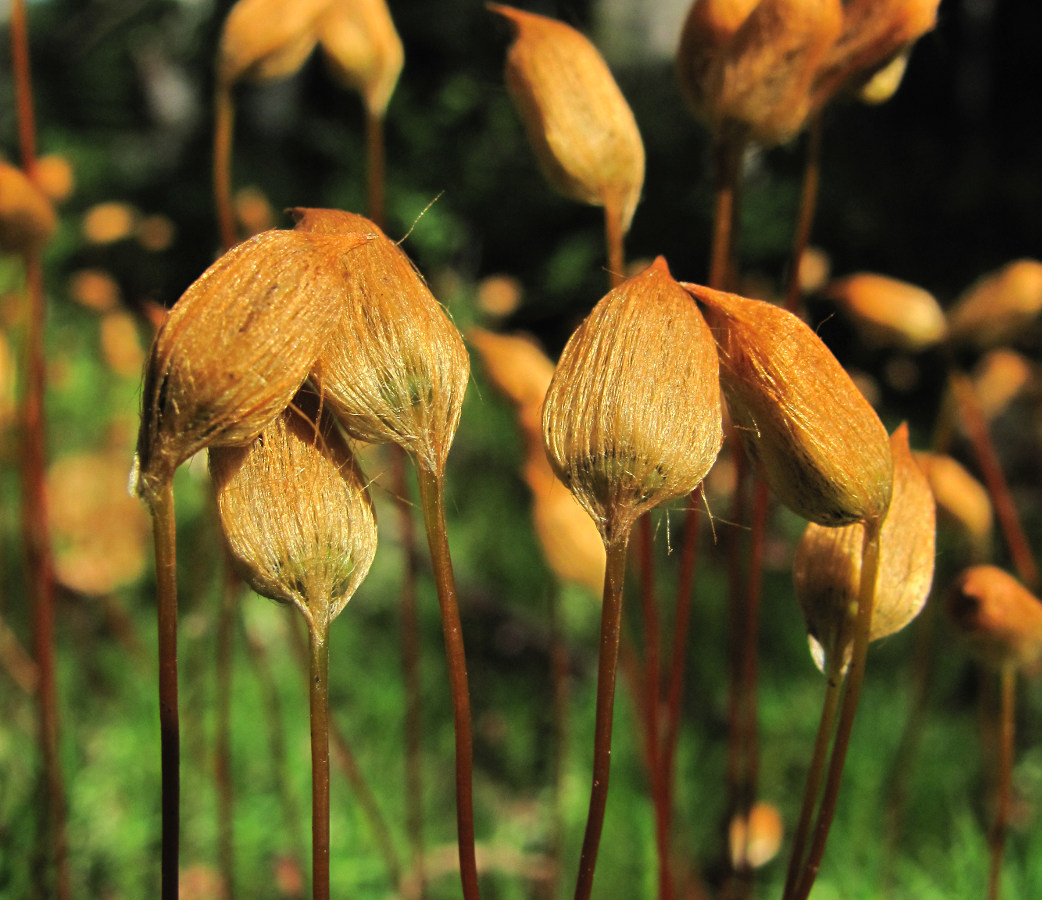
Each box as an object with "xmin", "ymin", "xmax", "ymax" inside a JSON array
[{"xmin": 649, "ymin": 255, "xmax": 671, "ymax": 276}]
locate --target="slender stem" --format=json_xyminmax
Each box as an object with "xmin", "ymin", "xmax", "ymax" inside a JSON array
[
  {"xmin": 11, "ymin": 4, "xmax": 67, "ymax": 896},
  {"xmin": 11, "ymin": 0, "xmax": 37, "ymax": 175},
  {"xmin": 948, "ymin": 371, "xmax": 1039, "ymax": 589},
  {"xmin": 987, "ymin": 667, "xmax": 1016, "ymax": 900},
  {"xmin": 637, "ymin": 514, "xmax": 672, "ymax": 900},
  {"xmin": 604, "ymin": 200, "xmax": 626, "ymax": 289},
  {"xmin": 392, "ymin": 446, "xmax": 427, "ymax": 897},
  {"xmin": 784, "ymin": 116, "xmax": 823, "ymax": 315},
  {"xmin": 288, "ymin": 622, "xmax": 403, "ymax": 891},
  {"xmin": 308, "ymin": 623, "xmax": 331, "ymax": 900},
  {"xmin": 574, "ymin": 536, "xmax": 630, "ymax": 900},
  {"xmin": 792, "ymin": 521, "xmax": 882, "ymax": 900},
  {"xmin": 781, "ymin": 672, "xmax": 845, "ymax": 900},
  {"xmin": 366, "ymin": 109, "xmax": 387, "ymax": 230},
  {"xmin": 709, "ymin": 129, "xmax": 747, "ymax": 291},
  {"xmin": 723, "ymin": 445, "xmax": 749, "ymax": 882},
  {"xmin": 215, "ymin": 561, "xmax": 237, "ymax": 900},
  {"xmin": 729, "ymin": 478, "xmax": 769, "ymax": 896},
  {"xmin": 663, "ymin": 493, "xmax": 700, "ymax": 801},
  {"xmin": 416, "ymin": 467, "xmax": 481, "ymax": 900},
  {"xmin": 214, "ymin": 83, "xmax": 238, "ymax": 251},
  {"xmin": 151, "ymin": 481, "xmax": 180, "ymax": 900}
]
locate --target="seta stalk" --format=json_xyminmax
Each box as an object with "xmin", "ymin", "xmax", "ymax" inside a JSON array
[
  {"xmin": 11, "ymin": 1, "xmax": 69, "ymax": 895},
  {"xmin": 308, "ymin": 623, "xmax": 332, "ymax": 900},
  {"xmin": 214, "ymin": 83, "xmax": 238, "ymax": 250},
  {"xmin": 790, "ymin": 520, "xmax": 883, "ymax": 900},
  {"xmin": 417, "ymin": 467, "xmax": 481, "ymax": 900},
  {"xmin": 574, "ymin": 537, "xmax": 629, "ymax": 900},
  {"xmin": 150, "ymin": 480, "xmax": 181, "ymax": 900}
]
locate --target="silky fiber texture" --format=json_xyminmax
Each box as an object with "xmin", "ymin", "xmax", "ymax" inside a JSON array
[
  {"xmin": 491, "ymin": 4, "xmax": 645, "ymax": 232},
  {"xmin": 297, "ymin": 208, "xmax": 469, "ymax": 477},
  {"xmin": 209, "ymin": 399, "xmax": 376, "ymax": 633},
  {"xmin": 688, "ymin": 283, "xmax": 893, "ymax": 527},
  {"xmin": 543, "ymin": 257, "xmax": 722, "ymax": 548},
  {"xmin": 793, "ymin": 423, "xmax": 935, "ymax": 676},
  {"xmin": 135, "ymin": 227, "xmax": 367, "ymax": 505}
]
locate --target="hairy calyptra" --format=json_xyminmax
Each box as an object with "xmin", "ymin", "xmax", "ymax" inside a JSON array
[
  {"xmin": 490, "ymin": 3, "xmax": 645, "ymax": 233},
  {"xmin": 297, "ymin": 208, "xmax": 469, "ymax": 477},
  {"xmin": 686, "ymin": 282, "xmax": 893, "ymax": 528},
  {"xmin": 134, "ymin": 226, "xmax": 368, "ymax": 505},
  {"xmin": 543, "ymin": 256, "xmax": 722, "ymax": 548},
  {"xmin": 209, "ymin": 395, "xmax": 377, "ymax": 630}
]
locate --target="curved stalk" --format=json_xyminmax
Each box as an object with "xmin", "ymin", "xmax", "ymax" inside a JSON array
[
  {"xmin": 11, "ymin": 3, "xmax": 68, "ymax": 896},
  {"xmin": 392, "ymin": 445, "xmax": 427, "ymax": 898},
  {"xmin": 784, "ymin": 116, "xmax": 823, "ymax": 315},
  {"xmin": 791, "ymin": 520, "xmax": 882, "ymax": 900},
  {"xmin": 214, "ymin": 83, "xmax": 238, "ymax": 251},
  {"xmin": 151, "ymin": 480, "xmax": 180, "ymax": 900},
  {"xmin": 782, "ymin": 670, "xmax": 844, "ymax": 899},
  {"xmin": 604, "ymin": 200, "xmax": 625, "ymax": 289},
  {"xmin": 948, "ymin": 371, "xmax": 1038, "ymax": 589},
  {"xmin": 417, "ymin": 467, "xmax": 481, "ymax": 900},
  {"xmin": 287, "ymin": 620, "xmax": 403, "ymax": 891},
  {"xmin": 709, "ymin": 129, "xmax": 747, "ymax": 292},
  {"xmin": 308, "ymin": 623, "xmax": 331, "ymax": 900},
  {"xmin": 366, "ymin": 109, "xmax": 387, "ymax": 230},
  {"xmin": 987, "ymin": 667, "xmax": 1016, "ymax": 900},
  {"xmin": 574, "ymin": 536, "xmax": 630, "ymax": 900}
]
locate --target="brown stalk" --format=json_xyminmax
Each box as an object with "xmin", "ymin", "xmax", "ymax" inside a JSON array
[
  {"xmin": 308, "ymin": 623, "xmax": 332, "ymax": 900},
  {"xmin": 726, "ymin": 476, "xmax": 769, "ymax": 898},
  {"xmin": 574, "ymin": 536, "xmax": 630, "ymax": 900},
  {"xmin": 150, "ymin": 480, "xmax": 180, "ymax": 900},
  {"xmin": 709, "ymin": 129, "xmax": 746, "ymax": 291},
  {"xmin": 417, "ymin": 467, "xmax": 481, "ymax": 900},
  {"xmin": 637, "ymin": 513, "xmax": 671, "ymax": 900},
  {"xmin": 988, "ymin": 666, "xmax": 1016, "ymax": 900},
  {"xmin": 286, "ymin": 620, "xmax": 404, "ymax": 892},
  {"xmin": 214, "ymin": 83, "xmax": 238, "ymax": 250},
  {"xmin": 784, "ymin": 114, "xmax": 823, "ymax": 315},
  {"xmin": 367, "ymin": 107, "xmax": 427, "ymax": 893},
  {"xmin": 603, "ymin": 199, "xmax": 673, "ymax": 899},
  {"xmin": 663, "ymin": 491, "xmax": 701, "ymax": 807},
  {"xmin": 948, "ymin": 371, "xmax": 1039, "ymax": 589},
  {"xmin": 366, "ymin": 108, "xmax": 387, "ymax": 231},
  {"xmin": 10, "ymin": 2, "xmax": 68, "ymax": 896},
  {"xmin": 781, "ymin": 666, "xmax": 844, "ymax": 900},
  {"xmin": 394, "ymin": 448, "xmax": 427, "ymax": 899},
  {"xmin": 605, "ymin": 199, "xmax": 626, "ymax": 289},
  {"xmin": 790, "ymin": 520, "xmax": 883, "ymax": 900}
]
